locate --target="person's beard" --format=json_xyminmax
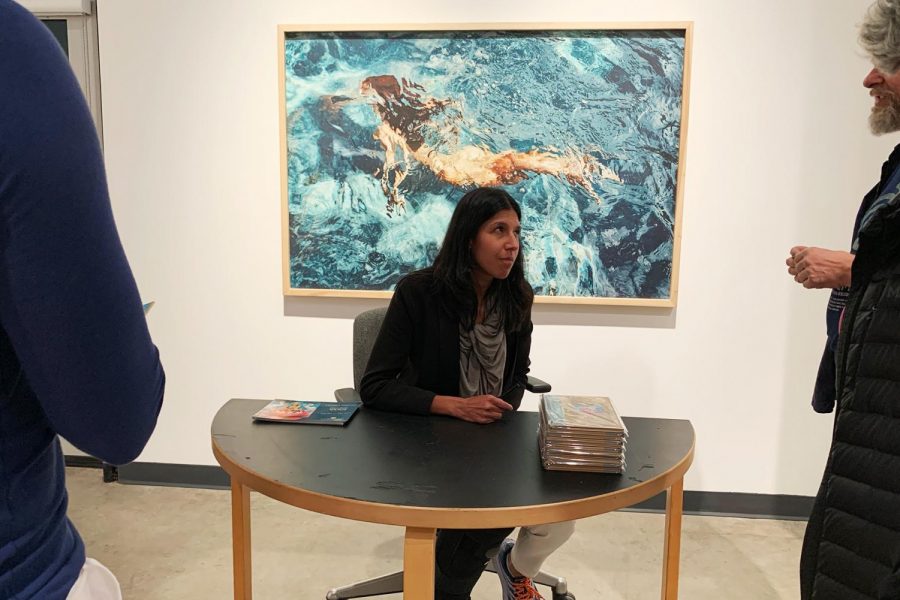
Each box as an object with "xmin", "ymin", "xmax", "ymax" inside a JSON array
[{"xmin": 869, "ymin": 86, "xmax": 900, "ymax": 135}]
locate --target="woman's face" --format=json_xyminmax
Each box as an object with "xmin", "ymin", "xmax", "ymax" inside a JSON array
[{"xmin": 470, "ymin": 208, "xmax": 521, "ymax": 281}]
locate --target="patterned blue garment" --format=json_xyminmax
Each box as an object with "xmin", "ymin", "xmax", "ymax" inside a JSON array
[{"xmin": 854, "ymin": 164, "xmax": 900, "ymax": 251}]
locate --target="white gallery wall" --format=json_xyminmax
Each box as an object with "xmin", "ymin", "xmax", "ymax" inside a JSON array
[{"xmin": 94, "ymin": 0, "xmax": 894, "ymax": 497}]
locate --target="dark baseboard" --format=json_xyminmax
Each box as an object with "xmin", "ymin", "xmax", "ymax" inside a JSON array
[
  {"xmin": 86, "ymin": 461, "xmax": 814, "ymax": 521},
  {"xmin": 65, "ymin": 455, "xmax": 119, "ymax": 482},
  {"xmin": 64, "ymin": 455, "xmax": 104, "ymax": 469},
  {"xmin": 117, "ymin": 461, "xmax": 230, "ymax": 490},
  {"xmin": 627, "ymin": 490, "xmax": 813, "ymax": 521}
]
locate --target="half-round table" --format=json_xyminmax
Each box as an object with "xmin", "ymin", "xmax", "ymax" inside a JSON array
[{"xmin": 212, "ymin": 398, "xmax": 694, "ymax": 600}]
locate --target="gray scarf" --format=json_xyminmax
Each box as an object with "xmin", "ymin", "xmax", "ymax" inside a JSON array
[{"xmin": 458, "ymin": 310, "xmax": 506, "ymax": 397}]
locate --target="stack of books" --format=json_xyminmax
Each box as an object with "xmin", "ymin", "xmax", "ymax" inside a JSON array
[{"xmin": 538, "ymin": 395, "xmax": 628, "ymax": 473}]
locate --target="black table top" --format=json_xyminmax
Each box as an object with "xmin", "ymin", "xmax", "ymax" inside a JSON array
[{"xmin": 212, "ymin": 399, "xmax": 693, "ymax": 514}]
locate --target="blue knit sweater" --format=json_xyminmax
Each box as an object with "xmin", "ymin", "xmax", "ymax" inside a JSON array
[{"xmin": 0, "ymin": 2, "xmax": 166, "ymax": 597}]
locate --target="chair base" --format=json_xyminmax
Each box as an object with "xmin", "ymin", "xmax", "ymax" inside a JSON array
[
  {"xmin": 325, "ymin": 565, "xmax": 570, "ymax": 599},
  {"xmin": 326, "ymin": 570, "xmax": 403, "ymax": 600}
]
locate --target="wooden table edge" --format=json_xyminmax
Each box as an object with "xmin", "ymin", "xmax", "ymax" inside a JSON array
[{"xmin": 212, "ymin": 435, "xmax": 695, "ymax": 528}]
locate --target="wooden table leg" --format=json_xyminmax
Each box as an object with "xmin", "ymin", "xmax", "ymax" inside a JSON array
[
  {"xmin": 403, "ymin": 526, "xmax": 436, "ymax": 600},
  {"xmin": 661, "ymin": 477, "xmax": 684, "ymax": 600},
  {"xmin": 231, "ymin": 480, "xmax": 252, "ymax": 600}
]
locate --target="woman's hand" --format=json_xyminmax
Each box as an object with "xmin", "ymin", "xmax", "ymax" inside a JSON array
[{"xmin": 431, "ymin": 394, "xmax": 513, "ymax": 424}]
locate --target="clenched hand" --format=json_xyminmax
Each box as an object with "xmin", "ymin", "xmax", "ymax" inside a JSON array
[{"xmin": 786, "ymin": 246, "xmax": 854, "ymax": 289}]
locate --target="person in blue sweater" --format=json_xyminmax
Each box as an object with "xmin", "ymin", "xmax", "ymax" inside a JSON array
[{"xmin": 0, "ymin": 2, "xmax": 166, "ymax": 598}]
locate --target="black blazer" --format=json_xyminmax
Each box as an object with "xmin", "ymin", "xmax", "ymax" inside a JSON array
[{"xmin": 359, "ymin": 269, "xmax": 532, "ymax": 415}]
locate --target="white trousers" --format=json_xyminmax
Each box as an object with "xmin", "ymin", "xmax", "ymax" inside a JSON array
[
  {"xmin": 510, "ymin": 520, "xmax": 576, "ymax": 579},
  {"xmin": 66, "ymin": 558, "xmax": 122, "ymax": 600}
]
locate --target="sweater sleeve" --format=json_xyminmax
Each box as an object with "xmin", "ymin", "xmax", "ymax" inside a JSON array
[
  {"xmin": 0, "ymin": 5, "xmax": 165, "ymax": 465},
  {"xmin": 359, "ymin": 278, "xmax": 436, "ymax": 415},
  {"xmin": 501, "ymin": 318, "xmax": 532, "ymax": 410}
]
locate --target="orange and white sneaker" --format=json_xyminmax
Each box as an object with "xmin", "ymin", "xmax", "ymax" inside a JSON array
[{"xmin": 491, "ymin": 538, "xmax": 545, "ymax": 600}]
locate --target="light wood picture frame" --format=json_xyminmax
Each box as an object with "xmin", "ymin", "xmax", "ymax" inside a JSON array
[{"xmin": 280, "ymin": 23, "xmax": 692, "ymax": 307}]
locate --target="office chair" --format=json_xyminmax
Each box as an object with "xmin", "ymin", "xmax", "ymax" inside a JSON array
[{"xmin": 329, "ymin": 306, "xmax": 575, "ymax": 600}]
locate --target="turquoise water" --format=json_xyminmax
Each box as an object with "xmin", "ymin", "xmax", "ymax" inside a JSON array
[{"xmin": 284, "ymin": 30, "xmax": 685, "ymax": 298}]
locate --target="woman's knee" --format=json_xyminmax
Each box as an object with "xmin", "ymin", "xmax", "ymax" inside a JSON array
[{"xmin": 522, "ymin": 520, "xmax": 576, "ymax": 544}]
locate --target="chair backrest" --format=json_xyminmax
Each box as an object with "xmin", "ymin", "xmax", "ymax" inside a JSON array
[{"xmin": 352, "ymin": 306, "xmax": 388, "ymax": 391}]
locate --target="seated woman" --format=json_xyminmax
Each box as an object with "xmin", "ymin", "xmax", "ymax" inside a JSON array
[{"xmin": 360, "ymin": 187, "xmax": 574, "ymax": 600}]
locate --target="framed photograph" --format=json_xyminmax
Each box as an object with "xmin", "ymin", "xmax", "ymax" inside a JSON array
[{"xmin": 280, "ymin": 23, "xmax": 692, "ymax": 306}]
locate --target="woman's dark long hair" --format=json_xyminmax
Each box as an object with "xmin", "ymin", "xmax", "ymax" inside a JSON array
[{"xmin": 431, "ymin": 187, "xmax": 534, "ymax": 331}]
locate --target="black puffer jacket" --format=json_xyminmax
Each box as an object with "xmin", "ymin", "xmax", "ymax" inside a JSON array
[{"xmin": 800, "ymin": 193, "xmax": 900, "ymax": 599}]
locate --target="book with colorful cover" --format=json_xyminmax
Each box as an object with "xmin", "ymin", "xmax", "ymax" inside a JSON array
[
  {"xmin": 541, "ymin": 395, "xmax": 627, "ymax": 434},
  {"xmin": 252, "ymin": 400, "xmax": 361, "ymax": 426}
]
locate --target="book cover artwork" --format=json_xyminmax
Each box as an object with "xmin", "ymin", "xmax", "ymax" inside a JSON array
[
  {"xmin": 252, "ymin": 400, "xmax": 361, "ymax": 426},
  {"xmin": 542, "ymin": 395, "xmax": 626, "ymax": 432}
]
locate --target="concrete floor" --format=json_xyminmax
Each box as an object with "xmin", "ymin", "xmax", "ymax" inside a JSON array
[{"xmin": 65, "ymin": 467, "xmax": 807, "ymax": 599}]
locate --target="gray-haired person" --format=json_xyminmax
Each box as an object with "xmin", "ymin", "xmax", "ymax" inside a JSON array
[{"xmin": 793, "ymin": 1, "xmax": 900, "ymax": 598}]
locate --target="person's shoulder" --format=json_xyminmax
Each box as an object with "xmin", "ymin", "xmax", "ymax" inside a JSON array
[
  {"xmin": 1, "ymin": 0, "xmax": 36, "ymax": 24},
  {"xmin": 0, "ymin": 1, "xmax": 64, "ymax": 62},
  {"xmin": 395, "ymin": 268, "xmax": 437, "ymax": 294},
  {"xmin": 888, "ymin": 143, "xmax": 900, "ymax": 167},
  {"xmin": 393, "ymin": 269, "xmax": 449, "ymax": 319},
  {"xmin": 0, "ymin": 0, "xmax": 92, "ymax": 143}
]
